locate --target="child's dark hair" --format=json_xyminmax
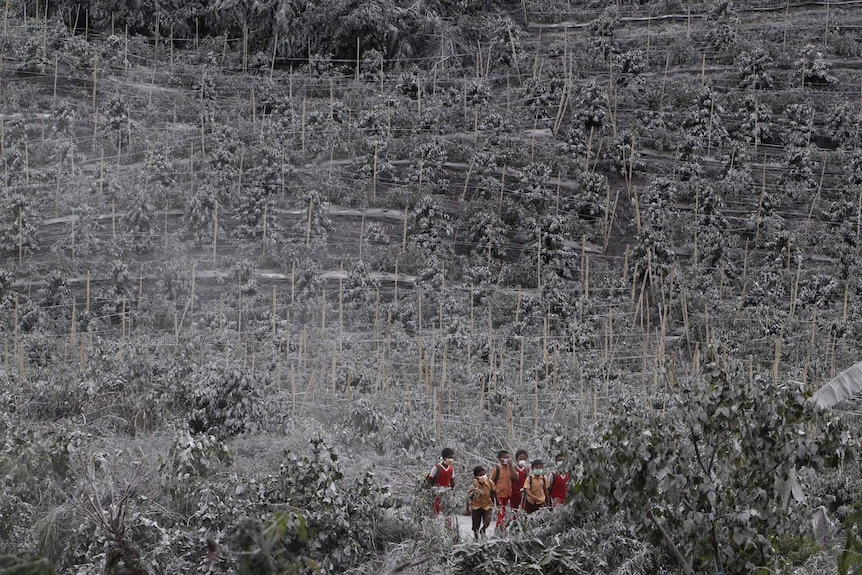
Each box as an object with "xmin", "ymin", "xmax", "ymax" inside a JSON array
[
  {"xmin": 473, "ymin": 466, "xmax": 486, "ymax": 477},
  {"xmin": 515, "ymin": 449, "xmax": 528, "ymax": 459},
  {"xmin": 531, "ymin": 459, "xmax": 543, "ymax": 468},
  {"xmin": 441, "ymin": 447, "xmax": 455, "ymax": 459},
  {"xmin": 496, "ymin": 449, "xmax": 510, "ymax": 459}
]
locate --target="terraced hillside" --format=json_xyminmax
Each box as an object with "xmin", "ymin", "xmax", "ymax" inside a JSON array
[{"xmin": 1, "ymin": 0, "xmax": 862, "ymax": 573}]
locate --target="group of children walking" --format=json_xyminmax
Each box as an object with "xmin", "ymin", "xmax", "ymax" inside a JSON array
[{"xmin": 426, "ymin": 447, "xmax": 570, "ymax": 540}]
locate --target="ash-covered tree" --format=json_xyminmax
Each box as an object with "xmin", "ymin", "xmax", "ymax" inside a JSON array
[
  {"xmin": 797, "ymin": 44, "xmax": 838, "ymax": 87},
  {"xmin": 737, "ymin": 47, "xmax": 774, "ymax": 90},
  {"xmin": 294, "ymin": 189, "xmax": 332, "ymax": 247},
  {"xmin": 0, "ymin": 192, "xmax": 40, "ymax": 261},
  {"xmin": 705, "ymin": 0, "xmax": 738, "ymax": 60},
  {"xmin": 587, "ymin": 6, "xmax": 619, "ymax": 65},
  {"xmin": 573, "ymin": 80, "xmax": 609, "ymax": 133},
  {"xmin": 783, "ymin": 102, "xmax": 815, "ymax": 147},
  {"xmin": 779, "ymin": 145, "xmax": 817, "ymax": 203},
  {"xmin": 408, "ymin": 139, "xmax": 449, "ymax": 193},
  {"xmin": 121, "ymin": 188, "xmax": 157, "ymax": 254},
  {"xmin": 343, "ymin": 260, "xmax": 381, "ymax": 325},
  {"xmin": 682, "ymin": 86, "xmax": 729, "ymax": 153},
  {"xmin": 184, "ymin": 356, "xmax": 264, "ymax": 440},
  {"xmin": 235, "ymin": 436, "xmax": 397, "ymax": 574},
  {"xmin": 407, "ymin": 194, "xmax": 452, "ymax": 259},
  {"xmin": 98, "ymin": 93, "xmax": 132, "ymax": 151},
  {"xmin": 688, "ymin": 178, "xmax": 731, "ymax": 270},
  {"xmin": 464, "ymin": 208, "xmax": 510, "ymax": 262},
  {"xmin": 822, "ymin": 102, "xmax": 859, "ymax": 150},
  {"xmin": 567, "ymin": 353, "xmax": 855, "ymax": 574},
  {"xmin": 512, "ymin": 162, "xmax": 554, "ymax": 214},
  {"xmin": 630, "ymin": 178, "xmax": 679, "ymax": 283},
  {"xmin": 735, "ymin": 94, "xmax": 773, "ymax": 146}
]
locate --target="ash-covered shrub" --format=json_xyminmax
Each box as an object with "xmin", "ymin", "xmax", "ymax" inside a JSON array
[{"xmin": 183, "ymin": 357, "xmax": 264, "ymax": 440}]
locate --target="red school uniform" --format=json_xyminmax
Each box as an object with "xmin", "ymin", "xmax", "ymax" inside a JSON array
[
  {"xmin": 510, "ymin": 466, "xmax": 528, "ymax": 508},
  {"xmin": 428, "ymin": 462, "xmax": 455, "ymax": 515},
  {"xmin": 549, "ymin": 471, "xmax": 570, "ymax": 505}
]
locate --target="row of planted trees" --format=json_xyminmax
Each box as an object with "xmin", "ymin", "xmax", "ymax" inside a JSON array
[{"xmin": 2, "ymin": 0, "xmax": 862, "ymax": 572}]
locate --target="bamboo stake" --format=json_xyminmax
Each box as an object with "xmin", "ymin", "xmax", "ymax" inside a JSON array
[
  {"xmin": 272, "ymin": 286, "xmax": 277, "ymax": 336},
  {"xmin": 338, "ymin": 263, "xmax": 344, "ymax": 351},
  {"xmin": 320, "ymin": 284, "xmax": 326, "ymax": 331},
  {"xmin": 306, "ymin": 197, "xmax": 313, "ymax": 245},
  {"xmin": 92, "ymin": 55, "xmax": 98, "ymax": 110},
  {"xmin": 121, "ymin": 297, "xmax": 126, "ymax": 343},
  {"xmin": 805, "ymin": 308, "xmax": 818, "ymax": 383},
  {"xmin": 17, "ymin": 207, "xmax": 22, "ymax": 265},
  {"xmin": 789, "ymin": 258, "xmax": 803, "ymax": 324},
  {"xmin": 345, "ymin": 369, "xmax": 361, "ymax": 409},
  {"xmin": 213, "ymin": 200, "xmax": 218, "ymax": 262},
  {"xmin": 13, "ymin": 296, "xmax": 20, "ymax": 379},
  {"xmin": 70, "ymin": 299, "xmax": 77, "ymax": 347},
  {"xmin": 271, "ymin": 31, "xmax": 278, "ymax": 79},
  {"xmin": 843, "ymin": 283, "xmax": 850, "ymax": 322},
  {"xmin": 331, "ymin": 349, "xmax": 338, "ymax": 395},
  {"xmin": 773, "ymin": 332, "xmax": 783, "ymax": 384},
  {"xmin": 301, "ymin": 95, "xmax": 307, "ymax": 153},
  {"xmin": 242, "ymin": 25, "xmax": 248, "ymax": 74},
  {"xmin": 581, "ymin": 235, "xmax": 588, "ymax": 298}
]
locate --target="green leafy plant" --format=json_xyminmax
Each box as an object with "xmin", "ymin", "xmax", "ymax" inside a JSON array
[{"xmin": 568, "ymin": 353, "xmax": 854, "ymax": 574}]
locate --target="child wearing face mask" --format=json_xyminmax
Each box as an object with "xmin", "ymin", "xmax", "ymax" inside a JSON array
[
  {"xmin": 510, "ymin": 449, "xmax": 530, "ymax": 510},
  {"xmin": 426, "ymin": 447, "xmax": 456, "ymax": 516},
  {"xmin": 490, "ymin": 450, "xmax": 518, "ymax": 531},
  {"xmin": 522, "ymin": 459, "xmax": 550, "ymax": 513},
  {"xmin": 467, "ymin": 466, "xmax": 496, "ymax": 540},
  {"xmin": 548, "ymin": 453, "xmax": 570, "ymax": 506}
]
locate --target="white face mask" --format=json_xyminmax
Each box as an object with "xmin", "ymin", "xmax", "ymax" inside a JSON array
[
  {"xmin": 518, "ymin": 460, "xmax": 527, "ymax": 469},
  {"xmin": 443, "ymin": 458, "xmax": 453, "ymax": 466},
  {"xmin": 501, "ymin": 458, "xmax": 510, "ymax": 465},
  {"xmin": 477, "ymin": 475, "xmax": 488, "ymax": 482}
]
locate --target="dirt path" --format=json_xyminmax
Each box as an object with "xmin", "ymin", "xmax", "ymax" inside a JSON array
[{"xmin": 453, "ymin": 512, "xmax": 504, "ymax": 540}]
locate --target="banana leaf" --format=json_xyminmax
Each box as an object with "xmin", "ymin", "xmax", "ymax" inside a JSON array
[{"xmin": 811, "ymin": 361, "xmax": 862, "ymax": 409}]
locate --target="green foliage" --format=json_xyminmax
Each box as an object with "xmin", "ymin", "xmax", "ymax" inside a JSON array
[
  {"xmin": 245, "ymin": 436, "xmax": 399, "ymax": 573},
  {"xmin": 0, "ymin": 555, "xmax": 55, "ymax": 575},
  {"xmin": 840, "ymin": 504, "xmax": 862, "ymax": 575},
  {"xmin": 568, "ymin": 356, "xmax": 854, "ymax": 573},
  {"xmin": 158, "ymin": 431, "xmax": 232, "ymax": 511},
  {"xmin": 232, "ymin": 514, "xmax": 318, "ymax": 575}
]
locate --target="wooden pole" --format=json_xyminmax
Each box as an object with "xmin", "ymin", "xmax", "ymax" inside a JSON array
[
  {"xmin": 773, "ymin": 331, "xmax": 783, "ymax": 384},
  {"xmin": 272, "ymin": 286, "xmax": 277, "ymax": 336},
  {"xmin": 306, "ymin": 197, "xmax": 313, "ymax": 245},
  {"xmin": 212, "ymin": 200, "xmax": 218, "ymax": 262}
]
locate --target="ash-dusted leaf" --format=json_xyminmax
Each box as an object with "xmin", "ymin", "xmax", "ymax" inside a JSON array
[{"xmin": 811, "ymin": 361, "xmax": 862, "ymax": 409}]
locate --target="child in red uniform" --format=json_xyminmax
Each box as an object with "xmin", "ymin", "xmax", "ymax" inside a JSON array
[
  {"xmin": 548, "ymin": 454, "xmax": 570, "ymax": 506},
  {"xmin": 426, "ymin": 447, "xmax": 455, "ymax": 516},
  {"xmin": 490, "ymin": 450, "xmax": 518, "ymax": 531},
  {"xmin": 510, "ymin": 449, "xmax": 529, "ymax": 510}
]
